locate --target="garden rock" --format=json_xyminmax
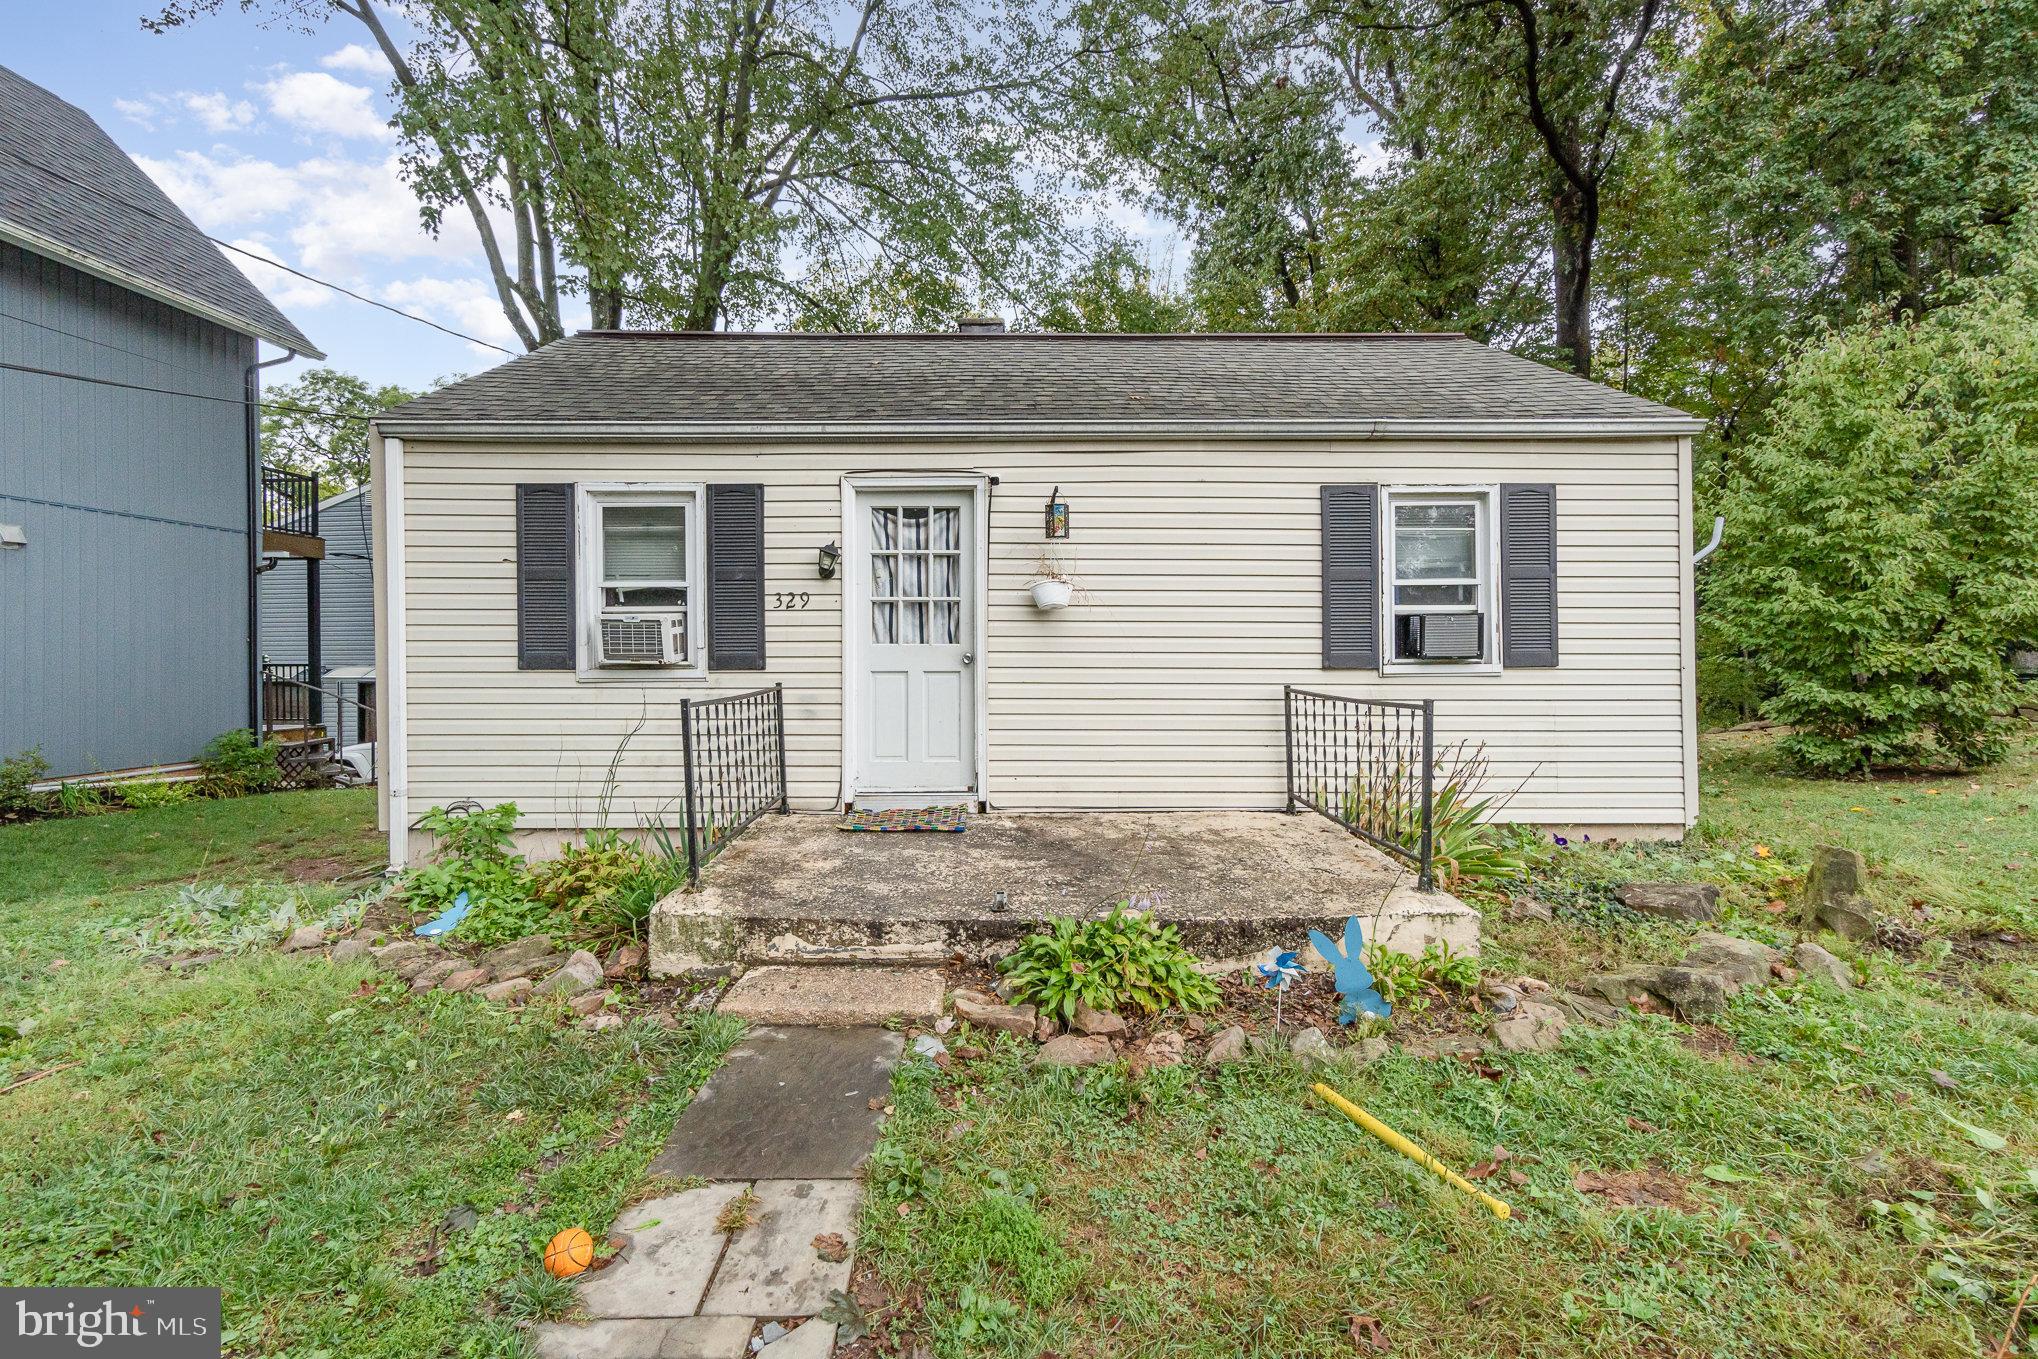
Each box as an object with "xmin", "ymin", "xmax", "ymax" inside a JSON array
[
  {"xmin": 1489, "ymin": 999, "xmax": 1569, "ymax": 1053},
  {"xmin": 1072, "ymin": 1002, "xmax": 1127, "ymax": 1037},
  {"xmin": 582, "ymin": 1013, "xmax": 624, "ymax": 1031},
  {"xmin": 1400, "ymin": 1032, "xmax": 1489, "ymax": 1060},
  {"xmin": 440, "ymin": 966, "xmax": 490, "ymax": 993},
  {"xmin": 1287, "ymin": 1028, "xmax": 1332, "ymax": 1064},
  {"xmin": 282, "ymin": 924, "xmax": 325, "ymax": 952},
  {"xmin": 480, "ymin": 936, "xmax": 562, "ymax": 972},
  {"xmin": 1133, "ymin": 1032, "xmax": 1186, "ymax": 1068},
  {"xmin": 1505, "ymin": 897, "xmax": 1556, "ymax": 923},
  {"xmin": 951, "ymin": 991, "xmax": 1037, "ymax": 1038},
  {"xmin": 1679, "ymin": 933, "xmax": 1778, "ymax": 991},
  {"xmin": 390, "ymin": 952, "xmax": 446, "ymax": 982},
  {"xmin": 1035, "ymin": 1034, "xmax": 1112, "ymax": 1067},
  {"xmin": 603, "ymin": 944, "xmax": 645, "ymax": 979},
  {"xmin": 1615, "ymin": 882, "xmax": 1721, "ymax": 921},
  {"xmin": 329, "ymin": 938, "xmax": 372, "ymax": 964},
  {"xmin": 1203, "ymin": 1025, "xmax": 1249, "ymax": 1065},
  {"xmin": 410, "ymin": 959, "xmax": 462, "ymax": 992},
  {"xmin": 1801, "ymin": 845, "xmax": 1878, "ymax": 940},
  {"xmin": 1351, "ymin": 1037, "xmax": 1392, "ymax": 1064},
  {"xmin": 371, "ymin": 940, "xmax": 435, "ymax": 971},
  {"xmin": 480, "ymin": 977, "xmax": 535, "ymax": 1004},
  {"xmin": 1580, "ymin": 965, "xmax": 1732, "ymax": 1020},
  {"xmin": 1793, "ymin": 941, "xmax": 1854, "ymax": 989},
  {"xmin": 569, "ymin": 992, "xmax": 608, "ymax": 1017},
  {"xmin": 1550, "ymin": 990, "xmax": 1622, "ymax": 1028},
  {"xmin": 538, "ymin": 950, "xmax": 603, "ymax": 997},
  {"xmin": 1033, "ymin": 1015, "xmax": 1059, "ymax": 1043}
]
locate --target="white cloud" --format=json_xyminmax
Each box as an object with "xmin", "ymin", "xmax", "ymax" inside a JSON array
[
  {"xmin": 381, "ymin": 275, "xmax": 521, "ymax": 353},
  {"xmin": 113, "ymin": 97, "xmax": 162, "ymax": 130},
  {"xmin": 260, "ymin": 71, "xmax": 392, "ymax": 142},
  {"xmin": 320, "ymin": 43, "xmax": 387, "ymax": 76},
  {"xmin": 222, "ymin": 237, "xmax": 330, "ymax": 310},
  {"xmin": 182, "ymin": 91, "xmax": 256, "ymax": 134}
]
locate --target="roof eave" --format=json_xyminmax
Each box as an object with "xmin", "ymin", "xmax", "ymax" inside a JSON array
[
  {"xmin": 372, "ymin": 415, "xmax": 1707, "ymax": 441},
  {"xmin": 0, "ymin": 220, "xmax": 326, "ymax": 359}
]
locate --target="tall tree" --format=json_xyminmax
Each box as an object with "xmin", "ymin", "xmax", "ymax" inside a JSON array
[
  {"xmin": 147, "ymin": 0, "xmax": 1075, "ymax": 337},
  {"xmin": 261, "ymin": 368, "xmax": 423, "ymax": 490}
]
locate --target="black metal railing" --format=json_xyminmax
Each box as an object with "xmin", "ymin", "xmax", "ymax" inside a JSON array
[
  {"xmin": 261, "ymin": 662, "xmax": 314, "ymax": 729},
  {"xmin": 680, "ymin": 683, "xmax": 790, "ymax": 884},
  {"xmin": 1284, "ymin": 686, "xmax": 1435, "ymax": 891},
  {"xmin": 261, "ymin": 465, "xmax": 319, "ymax": 537}
]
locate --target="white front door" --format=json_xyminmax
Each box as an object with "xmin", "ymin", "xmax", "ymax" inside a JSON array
[{"xmin": 855, "ymin": 488, "xmax": 976, "ymax": 796}]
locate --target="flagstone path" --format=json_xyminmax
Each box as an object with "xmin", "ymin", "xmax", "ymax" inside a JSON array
[{"xmin": 533, "ymin": 1026, "xmax": 903, "ymax": 1359}]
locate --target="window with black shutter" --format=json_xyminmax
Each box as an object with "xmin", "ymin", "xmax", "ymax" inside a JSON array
[
  {"xmin": 1500, "ymin": 482, "xmax": 1559, "ymax": 668},
  {"xmin": 515, "ymin": 483, "xmax": 575, "ymax": 670},
  {"xmin": 706, "ymin": 483, "xmax": 766, "ymax": 670},
  {"xmin": 1321, "ymin": 484, "xmax": 1380, "ymax": 669}
]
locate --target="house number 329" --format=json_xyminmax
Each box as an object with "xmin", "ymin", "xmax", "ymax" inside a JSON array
[{"xmin": 772, "ymin": 592, "xmax": 811, "ymax": 610}]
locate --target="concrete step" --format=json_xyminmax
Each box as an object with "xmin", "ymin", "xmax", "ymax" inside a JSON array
[{"xmin": 713, "ymin": 965, "xmax": 946, "ymax": 1027}]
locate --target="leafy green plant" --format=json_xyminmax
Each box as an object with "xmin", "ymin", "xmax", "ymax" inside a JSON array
[
  {"xmin": 113, "ymin": 779, "xmax": 192, "ymax": 810},
  {"xmin": 399, "ymin": 803, "xmax": 548, "ymax": 945},
  {"xmin": 53, "ymin": 781, "xmax": 105, "ymax": 816},
  {"xmin": 199, "ymin": 728, "xmax": 282, "ymax": 796},
  {"xmin": 1333, "ymin": 743, "xmax": 1530, "ymax": 889},
  {"xmin": 0, "ymin": 748, "xmax": 50, "ymax": 816},
  {"xmin": 527, "ymin": 829, "xmax": 682, "ymax": 949},
  {"xmin": 999, "ymin": 904, "xmax": 1220, "ymax": 1022},
  {"xmin": 1362, "ymin": 941, "xmax": 1479, "ymax": 1019}
]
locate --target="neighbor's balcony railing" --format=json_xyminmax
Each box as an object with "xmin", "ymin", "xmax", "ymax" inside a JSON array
[
  {"xmin": 1284, "ymin": 686, "xmax": 1435, "ymax": 891},
  {"xmin": 261, "ymin": 465, "xmax": 319, "ymax": 538},
  {"xmin": 680, "ymin": 683, "xmax": 790, "ymax": 884}
]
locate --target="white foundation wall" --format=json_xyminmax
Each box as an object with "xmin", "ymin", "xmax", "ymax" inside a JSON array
[{"xmin": 386, "ymin": 435, "xmax": 1696, "ymax": 850}]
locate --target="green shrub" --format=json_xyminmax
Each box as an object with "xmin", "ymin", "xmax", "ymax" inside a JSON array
[
  {"xmin": 999, "ymin": 904, "xmax": 1219, "ymax": 1022},
  {"xmin": 113, "ymin": 779, "xmax": 192, "ymax": 809},
  {"xmin": 0, "ymin": 748, "xmax": 50, "ymax": 815},
  {"xmin": 528, "ymin": 828, "xmax": 680, "ymax": 949},
  {"xmin": 1704, "ymin": 265, "xmax": 2038, "ymax": 772},
  {"xmin": 400, "ymin": 803, "xmax": 549, "ymax": 944},
  {"xmin": 1363, "ymin": 940, "xmax": 1479, "ymax": 1019},
  {"xmin": 199, "ymin": 728, "xmax": 282, "ymax": 796}
]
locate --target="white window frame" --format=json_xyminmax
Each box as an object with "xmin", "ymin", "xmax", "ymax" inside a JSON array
[
  {"xmin": 574, "ymin": 482, "xmax": 707, "ymax": 682},
  {"xmin": 1380, "ymin": 484, "xmax": 1501, "ymax": 675}
]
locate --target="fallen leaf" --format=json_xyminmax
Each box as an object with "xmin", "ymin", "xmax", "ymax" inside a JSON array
[
  {"xmin": 1701, "ymin": 1164, "xmax": 1757, "ymax": 1184},
  {"xmin": 1348, "ymin": 1313, "xmax": 1390, "ymax": 1352},
  {"xmin": 1626, "ymin": 1116, "xmax": 1658, "ymax": 1133},
  {"xmin": 504, "ymin": 1109, "xmax": 527, "ymax": 1124},
  {"xmin": 1464, "ymin": 1295, "xmax": 1493, "ymax": 1313},
  {"xmin": 1929, "ymin": 1070, "xmax": 1960, "ymax": 1091},
  {"xmin": 812, "ymin": 1232, "xmax": 849, "ymax": 1263},
  {"xmin": 896, "ymin": 1203, "xmax": 912, "ymax": 1217},
  {"xmin": 1507, "ymin": 1169, "xmax": 1530, "ymax": 1187},
  {"xmin": 1753, "ymin": 844, "xmax": 1772, "ymax": 859},
  {"xmin": 1937, "ymin": 1112, "xmax": 2007, "ymax": 1151}
]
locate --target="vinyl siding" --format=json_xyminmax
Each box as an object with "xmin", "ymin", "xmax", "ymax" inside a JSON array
[
  {"xmin": 0, "ymin": 241, "xmax": 252, "ymax": 776},
  {"xmin": 259, "ymin": 486, "xmax": 377, "ymax": 745},
  {"xmin": 387, "ymin": 436, "xmax": 1695, "ymax": 841}
]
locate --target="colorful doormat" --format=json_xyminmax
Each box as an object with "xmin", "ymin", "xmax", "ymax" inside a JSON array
[{"xmin": 837, "ymin": 804, "xmax": 969, "ymax": 833}]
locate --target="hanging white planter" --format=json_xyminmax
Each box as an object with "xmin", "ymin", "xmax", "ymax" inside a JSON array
[{"xmin": 1029, "ymin": 579, "xmax": 1073, "ymax": 611}]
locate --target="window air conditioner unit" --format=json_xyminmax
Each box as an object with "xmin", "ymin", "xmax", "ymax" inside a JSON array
[
  {"xmin": 598, "ymin": 613, "xmax": 685, "ymax": 666},
  {"xmin": 1400, "ymin": 612, "xmax": 1484, "ymax": 661}
]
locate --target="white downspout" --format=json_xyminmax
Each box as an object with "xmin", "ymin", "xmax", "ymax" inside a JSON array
[{"xmin": 383, "ymin": 436, "xmax": 409, "ymax": 870}]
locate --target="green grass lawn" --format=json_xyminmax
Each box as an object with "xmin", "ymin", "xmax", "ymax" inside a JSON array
[
  {"xmin": 0, "ymin": 790, "xmax": 739, "ymax": 1358},
  {"xmin": 855, "ymin": 733, "xmax": 2038, "ymax": 1359}
]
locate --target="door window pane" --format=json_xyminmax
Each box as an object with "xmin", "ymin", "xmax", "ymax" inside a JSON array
[
  {"xmin": 901, "ymin": 507, "xmax": 929, "ymax": 550},
  {"xmin": 872, "ymin": 555, "xmax": 896, "ymax": 597},
  {"xmin": 871, "ymin": 507, "xmax": 897, "ymax": 549},
  {"xmin": 933, "ymin": 601, "xmax": 960, "ymax": 644},
  {"xmin": 900, "ymin": 553, "xmax": 927, "ymax": 598},
  {"xmin": 901, "ymin": 601, "xmax": 927, "ymax": 644},
  {"xmin": 932, "ymin": 508, "xmax": 959, "ymax": 550},
  {"xmin": 930, "ymin": 553, "xmax": 957, "ymax": 598},
  {"xmin": 872, "ymin": 601, "xmax": 897, "ymax": 644}
]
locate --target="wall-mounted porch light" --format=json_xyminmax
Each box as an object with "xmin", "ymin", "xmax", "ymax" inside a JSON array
[
  {"xmin": 1044, "ymin": 487, "xmax": 1070, "ymax": 539},
  {"xmin": 818, "ymin": 539, "xmax": 841, "ymax": 579}
]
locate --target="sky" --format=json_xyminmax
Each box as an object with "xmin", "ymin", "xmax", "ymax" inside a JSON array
[{"xmin": 9, "ymin": 0, "xmax": 536, "ymax": 393}]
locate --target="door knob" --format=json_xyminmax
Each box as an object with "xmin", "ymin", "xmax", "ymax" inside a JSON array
[{"xmin": 962, "ymin": 652, "xmax": 974, "ymax": 665}]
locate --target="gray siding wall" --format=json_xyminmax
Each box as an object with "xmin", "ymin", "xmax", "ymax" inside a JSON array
[
  {"xmin": 260, "ymin": 486, "xmax": 376, "ymax": 745},
  {"xmin": 0, "ymin": 241, "xmax": 253, "ymax": 776}
]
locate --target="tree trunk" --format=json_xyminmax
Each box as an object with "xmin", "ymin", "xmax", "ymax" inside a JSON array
[
  {"xmin": 1551, "ymin": 183, "xmax": 1593, "ymax": 377},
  {"xmin": 588, "ymin": 283, "xmax": 624, "ymax": 331}
]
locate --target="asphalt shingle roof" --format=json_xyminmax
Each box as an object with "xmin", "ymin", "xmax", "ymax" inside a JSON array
[
  {"xmin": 0, "ymin": 64, "xmax": 320, "ymax": 356},
  {"xmin": 379, "ymin": 330, "xmax": 1696, "ymax": 429}
]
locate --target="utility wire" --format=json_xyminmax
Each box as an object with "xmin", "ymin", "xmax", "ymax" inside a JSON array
[
  {"xmin": 0, "ymin": 144, "xmax": 520, "ymax": 356},
  {"xmin": 0, "ymin": 358, "xmax": 381, "ymax": 422}
]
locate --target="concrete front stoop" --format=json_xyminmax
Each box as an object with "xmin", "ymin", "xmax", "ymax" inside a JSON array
[{"xmin": 651, "ymin": 811, "xmax": 1480, "ymax": 980}]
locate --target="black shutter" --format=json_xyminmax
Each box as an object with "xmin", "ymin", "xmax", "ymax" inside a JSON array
[
  {"xmin": 706, "ymin": 483, "xmax": 766, "ymax": 670},
  {"xmin": 1500, "ymin": 482, "xmax": 1559, "ymax": 668},
  {"xmin": 515, "ymin": 483, "xmax": 575, "ymax": 670},
  {"xmin": 1321, "ymin": 484, "xmax": 1380, "ymax": 669}
]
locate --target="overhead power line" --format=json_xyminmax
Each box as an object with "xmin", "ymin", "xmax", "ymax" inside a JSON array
[
  {"xmin": 0, "ymin": 144, "xmax": 520, "ymax": 356},
  {"xmin": 0, "ymin": 357, "xmax": 381, "ymax": 423}
]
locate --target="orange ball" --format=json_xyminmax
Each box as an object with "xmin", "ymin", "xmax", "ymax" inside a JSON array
[{"xmin": 543, "ymin": 1227, "xmax": 595, "ymax": 1278}]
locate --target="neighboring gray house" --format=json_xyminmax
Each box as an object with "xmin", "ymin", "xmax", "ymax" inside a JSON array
[
  {"xmin": 260, "ymin": 484, "xmax": 377, "ymax": 748},
  {"xmin": 0, "ymin": 64, "xmax": 323, "ymax": 778}
]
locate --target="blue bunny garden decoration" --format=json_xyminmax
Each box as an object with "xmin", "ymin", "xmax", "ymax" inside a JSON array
[{"xmin": 1306, "ymin": 916, "xmax": 1391, "ymax": 1025}]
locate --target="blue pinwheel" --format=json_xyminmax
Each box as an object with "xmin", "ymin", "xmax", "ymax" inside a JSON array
[
  {"xmin": 1255, "ymin": 949, "xmax": 1304, "ymax": 1030},
  {"xmin": 1306, "ymin": 916, "xmax": 1392, "ymax": 1026}
]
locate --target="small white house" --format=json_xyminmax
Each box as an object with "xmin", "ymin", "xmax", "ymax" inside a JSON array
[{"xmin": 369, "ymin": 327, "xmax": 1704, "ymax": 868}]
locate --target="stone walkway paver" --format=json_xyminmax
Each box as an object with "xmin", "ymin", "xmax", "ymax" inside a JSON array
[
  {"xmin": 715, "ymin": 965, "xmax": 945, "ymax": 1027},
  {"xmin": 698, "ymin": 1180, "xmax": 858, "ymax": 1317}
]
